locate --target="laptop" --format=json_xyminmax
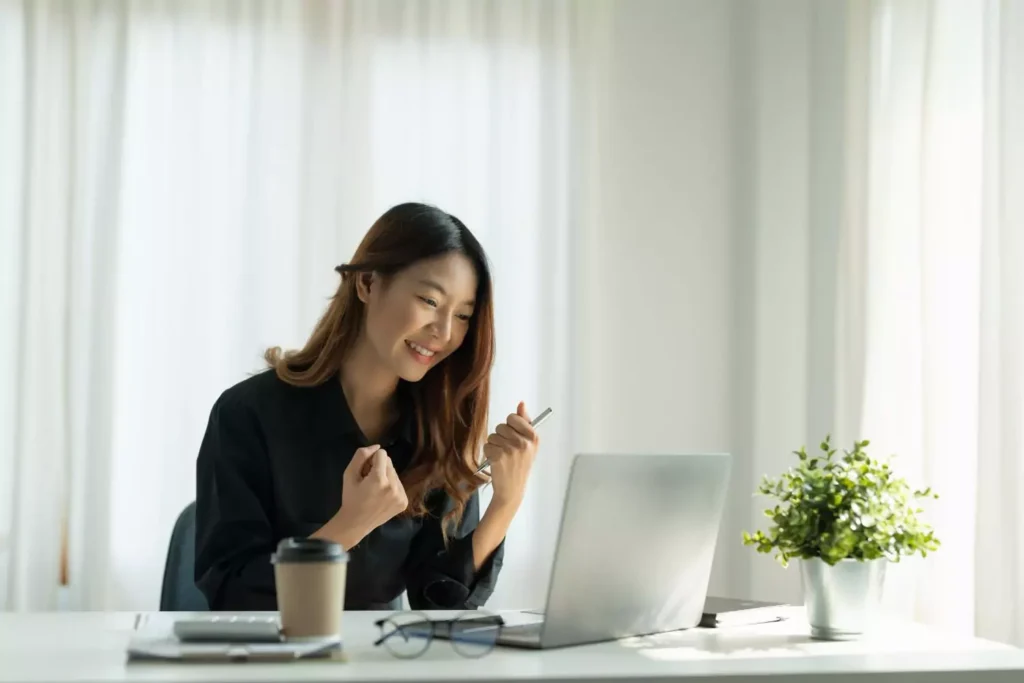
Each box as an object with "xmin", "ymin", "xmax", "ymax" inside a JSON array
[{"xmin": 478, "ymin": 452, "xmax": 731, "ymax": 649}]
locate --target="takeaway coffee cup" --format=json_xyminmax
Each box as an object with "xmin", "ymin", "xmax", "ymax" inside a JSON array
[{"xmin": 271, "ymin": 537, "xmax": 348, "ymax": 640}]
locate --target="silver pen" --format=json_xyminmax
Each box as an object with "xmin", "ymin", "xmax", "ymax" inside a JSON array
[{"xmin": 476, "ymin": 407, "xmax": 552, "ymax": 474}]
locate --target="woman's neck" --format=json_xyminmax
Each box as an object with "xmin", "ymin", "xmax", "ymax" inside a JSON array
[{"xmin": 340, "ymin": 338, "xmax": 400, "ymax": 443}]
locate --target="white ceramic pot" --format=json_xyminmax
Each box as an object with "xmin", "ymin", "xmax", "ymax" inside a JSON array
[{"xmin": 800, "ymin": 557, "xmax": 887, "ymax": 640}]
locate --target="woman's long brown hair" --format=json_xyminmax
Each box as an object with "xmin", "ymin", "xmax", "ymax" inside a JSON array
[{"xmin": 264, "ymin": 203, "xmax": 494, "ymax": 538}]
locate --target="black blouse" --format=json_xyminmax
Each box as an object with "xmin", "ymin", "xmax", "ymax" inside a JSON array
[{"xmin": 194, "ymin": 368, "xmax": 503, "ymax": 611}]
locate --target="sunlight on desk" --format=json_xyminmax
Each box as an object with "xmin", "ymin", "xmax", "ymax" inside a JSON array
[
  {"xmin": 616, "ymin": 607, "xmax": 1016, "ymax": 663},
  {"xmin": 638, "ymin": 645, "xmax": 809, "ymax": 662}
]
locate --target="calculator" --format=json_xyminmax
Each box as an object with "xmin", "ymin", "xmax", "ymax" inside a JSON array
[{"xmin": 172, "ymin": 615, "xmax": 283, "ymax": 643}]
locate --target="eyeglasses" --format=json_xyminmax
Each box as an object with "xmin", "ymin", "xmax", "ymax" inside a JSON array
[{"xmin": 373, "ymin": 610, "xmax": 505, "ymax": 658}]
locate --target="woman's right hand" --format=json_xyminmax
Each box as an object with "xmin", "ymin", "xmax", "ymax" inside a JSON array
[{"xmin": 321, "ymin": 445, "xmax": 408, "ymax": 549}]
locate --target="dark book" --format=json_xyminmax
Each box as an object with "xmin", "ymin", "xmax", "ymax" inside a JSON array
[{"xmin": 699, "ymin": 597, "xmax": 789, "ymax": 628}]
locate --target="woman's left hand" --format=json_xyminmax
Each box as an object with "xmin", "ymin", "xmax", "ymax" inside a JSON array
[{"xmin": 484, "ymin": 402, "xmax": 539, "ymax": 508}]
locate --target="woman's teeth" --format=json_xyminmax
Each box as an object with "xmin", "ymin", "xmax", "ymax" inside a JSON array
[{"xmin": 406, "ymin": 341, "xmax": 436, "ymax": 357}]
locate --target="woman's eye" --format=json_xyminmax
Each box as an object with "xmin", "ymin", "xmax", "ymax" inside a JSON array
[
  {"xmin": 456, "ymin": 313, "xmax": 472, "ymax": 322},
  {"xmin": 418, "ymin": 296, "xmax": 438, "ymax": 307}
]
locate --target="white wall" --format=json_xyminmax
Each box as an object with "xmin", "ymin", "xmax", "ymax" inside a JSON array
[
  {"xmin": 577, "ymin": 1, "xmax": 735, "ymax": 454},
  {"xmin": 576, "ymin": 0, "xmax": 850, "ymax": 604},
  {"xmin": 575, "ymin": 0, "xmax": 738, "ymax": 597}
]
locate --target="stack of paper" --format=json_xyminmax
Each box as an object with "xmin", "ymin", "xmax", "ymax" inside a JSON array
[{"xmin": 127, "ymin": 613, "xmax": 344, "ymax": 663}]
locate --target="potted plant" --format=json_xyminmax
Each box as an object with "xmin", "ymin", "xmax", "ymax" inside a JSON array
[{"xmin": 743, "ymin": 435, "xmax": 940, "ymax": 640}]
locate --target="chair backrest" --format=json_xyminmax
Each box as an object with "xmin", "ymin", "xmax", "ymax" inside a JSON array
[
  {"xmin": 160, "ymin": 500, "xmax": 406, "ymax": 612},
  {"xmin": 160, "ymin": 501, "xmax": 209, "ymax": 611}
]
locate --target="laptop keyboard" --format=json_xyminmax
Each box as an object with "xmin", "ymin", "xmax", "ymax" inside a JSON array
[{"xmin": 500, "ymin": 622, "xmax": 544, "ymax": 640}]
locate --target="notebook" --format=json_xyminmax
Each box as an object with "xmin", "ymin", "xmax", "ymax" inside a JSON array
[{"xmin": 699, "ymin": 597, "xmax": 789, "ymax": 628}]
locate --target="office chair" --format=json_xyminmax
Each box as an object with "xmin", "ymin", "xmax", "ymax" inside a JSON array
[
  {"xmin": 160, "ymin": 500, "xmax": 405, "ymax": 611},
  {"xmin": 159, "ymin": 501, "xmax": 209, "ymax": 611}
]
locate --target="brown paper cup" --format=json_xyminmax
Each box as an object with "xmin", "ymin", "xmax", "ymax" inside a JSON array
[{"xmin": 271, "ymin": 537, "xmax": 348, "ymax": 640}]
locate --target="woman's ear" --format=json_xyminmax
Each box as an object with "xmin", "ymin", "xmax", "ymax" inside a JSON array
[{"xmin": 355, "ymin": 272, "xmax": 374, "ymax": 304}]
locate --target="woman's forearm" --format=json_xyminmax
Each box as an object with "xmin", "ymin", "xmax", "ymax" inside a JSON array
[
  {"xmin": 472, "ymin": 498, "xmax": 519, "ymax": 570},
  {"xmin": 309, "ymin": 507, "xmax": 370, "ymax": 551}
]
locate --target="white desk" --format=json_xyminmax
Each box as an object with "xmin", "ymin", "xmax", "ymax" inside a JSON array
[{"xmin": 1, "ymin": 607, "xmax": 1023, "ymax": 682}]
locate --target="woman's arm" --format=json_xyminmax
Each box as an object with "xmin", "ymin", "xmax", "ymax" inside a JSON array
[
  {"xmin": 473, "ymin": 401, "xmax": 536, "ymax": 567},
  {"xmin": 471, "ymin": 498, "xmax": 519, "ymax": 570},
  {"xmin": 403, "ymin": 490, "xmax": 505, "ymax": 610},
  {"xmin": 194, "ymin": 392, "xmax": 278, "ymax": 610},
  {"xmin": 402, "ymin": 402, "xmax": 538, "ymax": 609}
]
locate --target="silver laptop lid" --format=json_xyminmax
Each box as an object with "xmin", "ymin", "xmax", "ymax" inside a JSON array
[{"xmin": 539, "ymin": 453, "xmax": 731, "ymax": 648}]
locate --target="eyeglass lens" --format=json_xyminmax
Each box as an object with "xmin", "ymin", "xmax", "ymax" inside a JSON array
[
  {"xmin": 449, "ymin": 613, "xmax": 502, "ymax": 657},
  {"xmin": 378, "ymin": 612, "xmax": 434, "ymax": 658}
]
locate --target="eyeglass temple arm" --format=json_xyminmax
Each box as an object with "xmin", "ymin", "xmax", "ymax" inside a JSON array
[{"xmin": 373, "ymin": 622, "xmax": 436, "ymax": 647}]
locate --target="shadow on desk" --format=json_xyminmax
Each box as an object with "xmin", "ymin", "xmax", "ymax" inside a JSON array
[{"xmin": 616, "ymin": 630, "xmax": 816, "ymax": 660}]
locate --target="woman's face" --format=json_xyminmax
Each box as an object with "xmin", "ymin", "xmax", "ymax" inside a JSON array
[{"xmin": 358, "ymin": 252, "xmax": 479, "ymax": 382}]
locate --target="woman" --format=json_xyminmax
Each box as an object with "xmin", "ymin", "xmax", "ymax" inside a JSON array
[{"xmin": 194, "ymin": 202, "xmax": 539, "ymax": 611}]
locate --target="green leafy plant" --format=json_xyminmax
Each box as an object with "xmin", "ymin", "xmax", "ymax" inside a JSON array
[{"xmin": 742, "ymin": 435, "xmax": 940, "ymax": 567}]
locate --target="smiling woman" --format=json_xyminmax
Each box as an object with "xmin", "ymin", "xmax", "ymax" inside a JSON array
[
  {"xmin": 266, "ymin": 203, "xmax": 500, "ymax": 529},
  {"xmin": 194, "ymin": 202, "xmax": 542, "ymax": 612}
]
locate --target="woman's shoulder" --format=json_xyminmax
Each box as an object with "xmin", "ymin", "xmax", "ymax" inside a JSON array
[
  {"xmin": 218, "ymin": 367, "xmax": 287, "ymax": 403},
  {"xmin": 212, "ymin": 365, "xmax": 338, "ymax": 426}
]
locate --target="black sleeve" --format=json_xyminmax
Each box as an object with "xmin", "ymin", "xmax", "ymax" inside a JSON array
[
  {"xmin": 194, "ymin": 392, "xmax": 278, "ymax": 611},
  {"xmin": 404, "ymin": 490, "xmax": 504, "ymax": 610}
]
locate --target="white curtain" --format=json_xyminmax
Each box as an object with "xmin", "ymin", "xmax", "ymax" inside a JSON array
[
  {"xmin": 842, "ymin": 0, "xmax": 1023, "ymax": 644},
  {"xmin": 0, "ymin": 0, "xmax": 578, "ymax": 611},
  {"xmin": 976, "ymin": 0, "xmax": 1024, "ymax": 648},
  {"xmin": 725, "ymin": 0, "xmax": 1023, "ymax": 646}
]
